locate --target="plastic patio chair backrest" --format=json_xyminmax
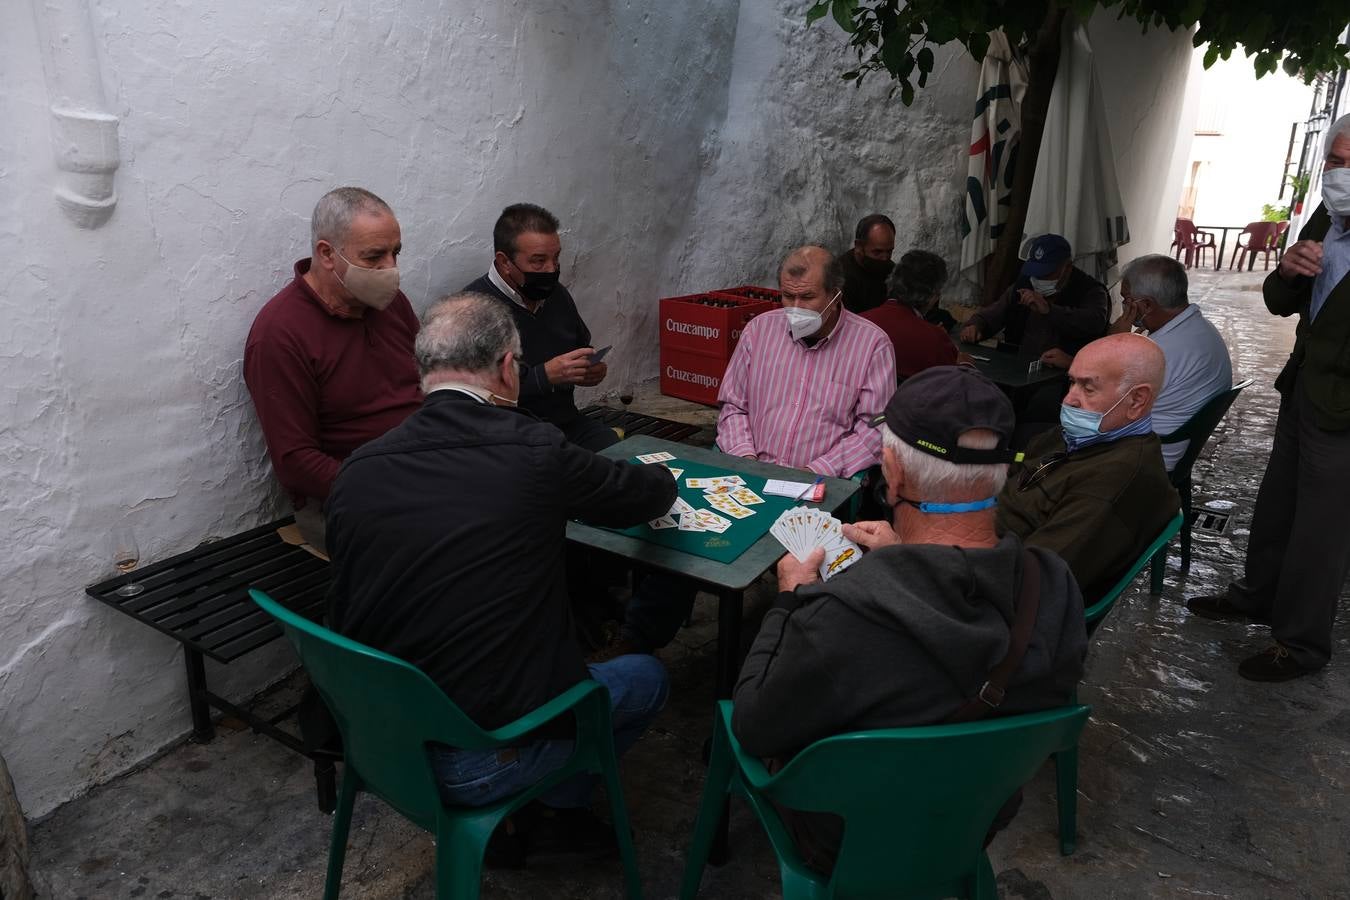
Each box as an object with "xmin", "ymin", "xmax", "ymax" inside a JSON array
[
  {"xmin": 249, "ymin": 589, "xmax": 499, "ymax": 833},
  {"xmin": 1159, "ymin": 379, "xmax": 1254, "ymax": 486},
  {"xmin": 754, "ymin": 705, "xmax": 1090, "ymax": 898},
  {"xmin": 1238, "ymin": 221, "xmax": 1276, "ymax": 250},
  {"xmin": 1085, "ymin": 511, "xmax": 1183, "ymax": 627}
]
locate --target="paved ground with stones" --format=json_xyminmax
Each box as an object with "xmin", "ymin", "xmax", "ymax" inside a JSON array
[{"xmin": 26, "ymin": 267, "xmax": 1350, "ymax": 899}]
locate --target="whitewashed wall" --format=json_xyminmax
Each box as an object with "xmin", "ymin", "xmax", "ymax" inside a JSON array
[{"xmin": 0, "ymin": 0, "xmax": 1197, "ymax": 818}]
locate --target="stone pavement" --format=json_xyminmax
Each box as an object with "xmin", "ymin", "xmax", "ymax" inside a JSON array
[{"xmin": 26, "ymin": 267, "xmax": 1350, "ymax": 899}]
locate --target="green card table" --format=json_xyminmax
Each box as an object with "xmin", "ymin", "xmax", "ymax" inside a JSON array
[{"xmin": 566, "ymin": 435, "xmax": 860, "ymax": 702}]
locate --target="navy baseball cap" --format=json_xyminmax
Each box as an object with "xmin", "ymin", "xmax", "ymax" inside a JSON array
[
  {"xmin": 869, "ymin": 366, "xmax": 1023, "ymax": 464},
  {"xmin": 1020, "ymin": 234, "xmax": 1071, "ymax": 278}
]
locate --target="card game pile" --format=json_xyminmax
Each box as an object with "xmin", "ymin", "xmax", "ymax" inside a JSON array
[
  {"xmin": 770, "ymin": 506, "xmax": 863, "ymax": 581},
  {"xmin": 634, "ymin": 453, "xmax": 767, "ymax": 534}
]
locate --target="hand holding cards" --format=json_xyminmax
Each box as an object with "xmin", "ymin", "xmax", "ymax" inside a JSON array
[{"xmin": 770, "ymin": 506, "xmax": 862, "ymax": 581}]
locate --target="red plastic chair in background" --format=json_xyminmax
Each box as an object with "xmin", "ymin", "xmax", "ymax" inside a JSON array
[
  {"xmin": 1171, "ymin": 218, "xmax": 1217, "ymax": 269},
  {"xmin": 1272, "ymin": 221, "xmax": 1291, "ymax": 264},
  {"xmin": 1229, "ymin": 221, "xmax": 1279, "ymax": 271}
]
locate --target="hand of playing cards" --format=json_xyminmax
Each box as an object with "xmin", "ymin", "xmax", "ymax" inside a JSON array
[{"xmin": 770, "ymin": 507, "xmax": 863, "ymax": 581}]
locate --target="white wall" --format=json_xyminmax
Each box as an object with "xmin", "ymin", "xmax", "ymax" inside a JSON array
[
  {"xmin": 1, "ymin": 0, "xmax": 1201, "ymax": 819},
  {"xmin": 1184, "ymin": 53, "xmax": 1314, "ymax": 229},
  {"xmin": 1087, "ymin": 11, "xmax": 1202, "ymax": 275}
]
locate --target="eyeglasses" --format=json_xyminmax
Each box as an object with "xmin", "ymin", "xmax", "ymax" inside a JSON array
[{"xmin": 1018, "ymin": 450, "xmax": 1070, "ymax": 492}]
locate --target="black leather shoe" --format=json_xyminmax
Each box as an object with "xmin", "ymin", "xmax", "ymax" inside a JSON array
[
  {"xmin": 1238, "ymin": 644, "xmax": 1317, "ymax": 682},
  {"xmin": 1186, "ymin": 594, "xmax": 1272, "ymax": 626}
]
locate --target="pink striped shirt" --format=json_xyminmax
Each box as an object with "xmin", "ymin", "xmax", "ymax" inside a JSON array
[{"xmin": 716, "ymin": 308, "xmax": 896, "ymax": 477}]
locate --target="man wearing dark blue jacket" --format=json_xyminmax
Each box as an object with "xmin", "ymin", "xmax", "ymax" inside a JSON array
[{"xmin": 326, "ymin": 292, "xmax": 674, "ymax": 865}]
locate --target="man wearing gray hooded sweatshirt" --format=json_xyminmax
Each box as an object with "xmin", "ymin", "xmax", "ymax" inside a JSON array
[{"xmin": 732, "ymin": 366, "xmax": 1088, "ymax": 874}]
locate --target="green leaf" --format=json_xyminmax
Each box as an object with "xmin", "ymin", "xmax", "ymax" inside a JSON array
[
  {"xmin": 917, "ymin": 46, "xmax": 935, "ymax": 72},
  {"xmin": 1203, "ymin": 43, "xmax": 1219, "ymax": 69},
  {"xmin": 806, "ymin": 0, "xmax": 830, "ymax": 26},
  {"xmin": 1282, "ymin": 55, "xmax": 1302, "ymax": 77},
  {"xmin": 1071, "ymin": 0, "xmax": 1096, "ymax": 20},
  {"xmin": 879, "ymin": 29, "xmax": 908, "ymax": 74},
  {"xmin": 918, "ymin": 68, "xmax": 929, "ymax": 88},
  {"xmin": 967, "ymin": 30, "xmax": 991, "ymax": 63},
  {"xmin": 901, "ymin": 80, "xmax": 915, "ymax": 106},
  {"xmin": 832, "ymin": 0, "xmax": 859, "ymax": 34},
  {"xmin": 842, "ymin": 70, "xmax": 859, "ymax": 80}
]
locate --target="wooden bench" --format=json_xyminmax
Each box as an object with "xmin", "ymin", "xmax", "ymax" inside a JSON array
[{"xmin": 85, "ymin": 517, "xmax": 338, "ymax": 809}]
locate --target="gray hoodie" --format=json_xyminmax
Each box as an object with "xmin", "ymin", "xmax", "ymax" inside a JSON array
[{"xmin": 733, "ymin": 534, "xmax": 1087, "ymax": 760}]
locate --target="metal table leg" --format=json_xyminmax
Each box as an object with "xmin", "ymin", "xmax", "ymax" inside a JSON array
[
  {"xmin": 184, "ymin": 648, "xmax": 216, "ymax": 743},
  {"xmin": 710, "ymin": 588, "xmax": 744, "ymax": 866}
]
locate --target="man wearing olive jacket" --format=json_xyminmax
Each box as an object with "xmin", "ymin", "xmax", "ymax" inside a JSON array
[{"xmin": 1188, "ymin": 115, "xmax": 1350, "ymax": 682}]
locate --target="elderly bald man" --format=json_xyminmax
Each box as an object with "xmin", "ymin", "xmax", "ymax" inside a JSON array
[
  {"xmin": 717, "ymin": 245, "xmax": 896, "ymax": 477},
  {"xmin": 1189, "ymin": 115, "xmax": 1350, "ymax": 682},
  {"xmin": 997, "ymin": 333, "xmax": 1180, "ymax": 603}
]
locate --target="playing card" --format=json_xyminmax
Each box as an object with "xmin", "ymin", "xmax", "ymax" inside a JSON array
[
  {"xmin": 707, "ymin": 475, "xmax": 746, "ymax": 488},
  {"xmin": 670, "ymin": 496, "xmax": 696, "ymax": 516},
  {"xmin": 730, "ymin": 487, "xmax": 764, "ymax": 506},
  {"xmin": 685, "ymin": 477, "xmax": 712, "ymax": 489},
  {"xmin": 819, "ymin": 542, "xmax": 862, "ymax": 580},
  {"xmin": 648, "ymin": 515, "xmax": 677, "ymax": 530},
  {"xmin": 636, "ymin": 451, "xmax": 675, "ymax": 464},
  {"xmin": 694, "ymin": 509, "xmax": 732, "ymax": 533},
  {"xmin": 661, "ymin": 465, "xmax": 685, "ymax": 480},
  {"xmin": 678, "ymin": 512, "xmax": 706, "ymax": 532},
  {"xmin": 706, "ymin": 494, "xmax": 755, "ymax": 518},
  {"xmin": 770, "ymin": 506, "xmax": 862, "ymax": 579}
]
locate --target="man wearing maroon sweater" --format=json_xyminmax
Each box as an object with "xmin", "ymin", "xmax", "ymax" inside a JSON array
[{"xmin": 244, "ymin": 187, "xmax": 422, "ymax": 552}]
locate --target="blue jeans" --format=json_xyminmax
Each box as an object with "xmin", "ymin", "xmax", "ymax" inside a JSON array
[
  {"xmin": 430, "ymin": 654, "xmax": 669, "ymax": 809},
  {"xmin": 622, "ymin": 573, "xmax": 698, "ymax": 652}
]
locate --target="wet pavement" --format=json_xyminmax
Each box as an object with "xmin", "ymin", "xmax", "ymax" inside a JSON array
[{"xmin": 27, "ymin": 267, "xmax": 1350, "ymax": 898}]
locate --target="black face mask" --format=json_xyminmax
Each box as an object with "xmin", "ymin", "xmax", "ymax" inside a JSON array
[
  {"xmin": 515, "ymin": 267, "xmax": 560, "ymax": 303},
  {"xmin": 860, "ymin": 256, "xmax": 894, "ymax": 278}
]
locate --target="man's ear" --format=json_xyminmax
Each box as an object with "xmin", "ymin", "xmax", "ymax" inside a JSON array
[
  {"xmin": 315, "ymin": 240, "xmax": 338, "ymax": 272},
  {"xmin": 1127, "ymin": 384, "xmax": 1153, "ymax": 420},
  {"xmin": 881, "ymin": 445, "xmax": 903, "ymax": 501}
]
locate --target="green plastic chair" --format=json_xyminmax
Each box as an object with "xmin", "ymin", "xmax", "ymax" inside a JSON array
[
  {"xmin": 248, "ymin": 589, "xmax": 643, "ymax": 900},
  {"xmin": 1087, "ymin": 510, "xmax": 1185, "ymax": 633},
  {"xmin": 680, "ymin": 700, "xmax": 1091, "ymax": 899},
  {"xmin": 1148, "ymin": 379, "xmax": 1253, "ymax": 593}
]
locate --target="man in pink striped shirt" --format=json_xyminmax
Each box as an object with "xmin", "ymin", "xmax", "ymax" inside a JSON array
[{"xmin": 717, "ymin": 246, "xmax": 896, "ymax": 477}]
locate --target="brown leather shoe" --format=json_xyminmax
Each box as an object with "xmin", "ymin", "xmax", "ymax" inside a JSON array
[
  {"xmin": 1238, "ymin": 644, "xmax": 1317, "ymax": 682},
  {"xmin": 1186, "ymin": 594, "xmax": 1271, "ymax": 626}
]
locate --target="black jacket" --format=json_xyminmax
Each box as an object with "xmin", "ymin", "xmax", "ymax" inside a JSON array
[
  {"xmin": 463, "ymin": 274, "xmax": 592, "ymax": 427},
  {"xmin": 325, "ymin": 390, "xmax": 675, "ymax": 732},
  {"xmin": 1265, "ymin": 204, "xmax": 1350, "ymax": 431},
  {"xmin": 971, "ymin": 266, "xmax": 1109, "ymax": 357}
]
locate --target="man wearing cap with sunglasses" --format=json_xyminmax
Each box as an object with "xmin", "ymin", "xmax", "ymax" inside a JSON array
[
  {"xmin": 960, "ymin": 233, "xmax": 1109, "ymax": 361},
  {"xmin": 732, "ymin": 365, "xmax": 1086, "ymax": 874},
  {"xmin": 993, "ymin": 333, "xmax": 1179, "ymax": 603}
]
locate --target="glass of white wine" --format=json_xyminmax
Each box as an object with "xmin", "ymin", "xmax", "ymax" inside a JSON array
[{"xmin": 111, "ymin": 525, "xmax": 145, "ymax": 598}]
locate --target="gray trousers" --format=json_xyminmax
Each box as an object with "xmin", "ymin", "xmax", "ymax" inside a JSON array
[{"xmin": 1228, "ymin": 376, "xmax": 1350, "ymax": 669}]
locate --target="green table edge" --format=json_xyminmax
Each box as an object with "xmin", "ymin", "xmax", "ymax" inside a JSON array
[{"xmin": 566, "ymin": 435, "xmax": 861, "ymax": 591}]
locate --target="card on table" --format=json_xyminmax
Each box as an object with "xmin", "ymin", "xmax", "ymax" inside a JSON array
[
  {"xmin": 678, "ymin": 512, "xmax": 706, "ymax": 532},
  {"xmin": 706, "ymin": 493, "xmax": 755, "ymax": 518},
  {"xmin": 636, "ymin": 451, "xmax": 676, "ymax": 464},
  {"xmin": 648, "ymin": 514, "xmax": 678, "ymax": 530},
  {"xmin": 693, "ymin": 509, "xmax": 732, "ymax": 533},
  {"xmin": 661, "ymin": 465, "xmax": 685, "ymax": 480},
  {"xmin": 670, "ymin": 496, "xmax": 696, "ymax": 516},
  {"xmin": 730, "ymin": 487, "xmax": 764, "ymax": 506}
]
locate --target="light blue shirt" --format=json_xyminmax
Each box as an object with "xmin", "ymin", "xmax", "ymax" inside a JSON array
[
  {"xmin": 1147, "ymin": 304, "xmax": 1233, "ymax": 470},
  {"xmin": 1311, "ymin": 213, "xmax": 1350, "ymax": 322}
]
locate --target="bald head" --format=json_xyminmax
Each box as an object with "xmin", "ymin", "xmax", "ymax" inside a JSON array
[
  {"xmin": 779, "ymin": 245, "xmax": 843, "ymax": 296},
  {"xmin": 1065, "ymin": 334, "xmax": 1166, "ymax": 431}
]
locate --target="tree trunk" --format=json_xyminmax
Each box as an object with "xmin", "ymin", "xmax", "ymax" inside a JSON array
[
  {"xmin": 0, "ymin": 751, "xmax": 34, "ymax": 900},
  {"xmin": 982, "ymin": 4, "xmax": 1066, "ymax": 304}
]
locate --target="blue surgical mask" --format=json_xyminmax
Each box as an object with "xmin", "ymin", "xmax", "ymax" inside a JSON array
[{"xmin": 1059, "ymin": 385, "xmax": 1136, "ymax": 440}]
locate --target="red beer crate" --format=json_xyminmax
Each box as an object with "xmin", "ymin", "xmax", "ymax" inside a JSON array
[
  {"xmin": 658, "ymin": 291, "xmax": 776, "ymax": 361},
  {"xmin": 715, "ymin": 285, "xmax": 782, "ymax": 305},
  {"xmin": 659, "ymin": 346, "xmax": 728, "ymax": 407}
]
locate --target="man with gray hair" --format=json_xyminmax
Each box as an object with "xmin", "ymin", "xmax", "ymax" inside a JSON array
[
  {"xmin": 732, "ymin": 366, "xmax": 1087, "ymax": 874},
  {"xmin": 326, "ymin": 292, "xmax": 677, "ymax": 865},
  {"xmin": 1188, "ymin": 114, "xmax": 1350, "ymax": 682},
  {"xmin": 244, "ymin": 186, "xmax": 421, "ymax": 552},
  {"xmin": 1043, "ymin": 253, "xmax": 1233, "ymax": 470},
  {"xmin": 717, "ymin": 244, "xmax": 895, "ymax": 476}
]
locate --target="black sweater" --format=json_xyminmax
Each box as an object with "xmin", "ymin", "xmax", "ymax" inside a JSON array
[
  {"xmin": 463, "ymin": 274, "xmax": 592, "ymax": 426},
  {"xmin": 325, "ymin": 390, "xmax": 675, "ymax": 732}
]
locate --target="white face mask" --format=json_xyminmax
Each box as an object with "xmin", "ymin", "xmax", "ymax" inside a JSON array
[
  {"xmin": 1321, "ymin": 167, "xmax": 1350, "ymax": 217},
  {"xmin": 784, "ymin": 291, "xmax": 841, "ymax": 341},
  {"xmin": 1030, "ymin": 275, "xmax": 1060, "ymax": 296},
  {"xmin": 336, "ymin": 250, "xmax": 400, "ymax": 310}
]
